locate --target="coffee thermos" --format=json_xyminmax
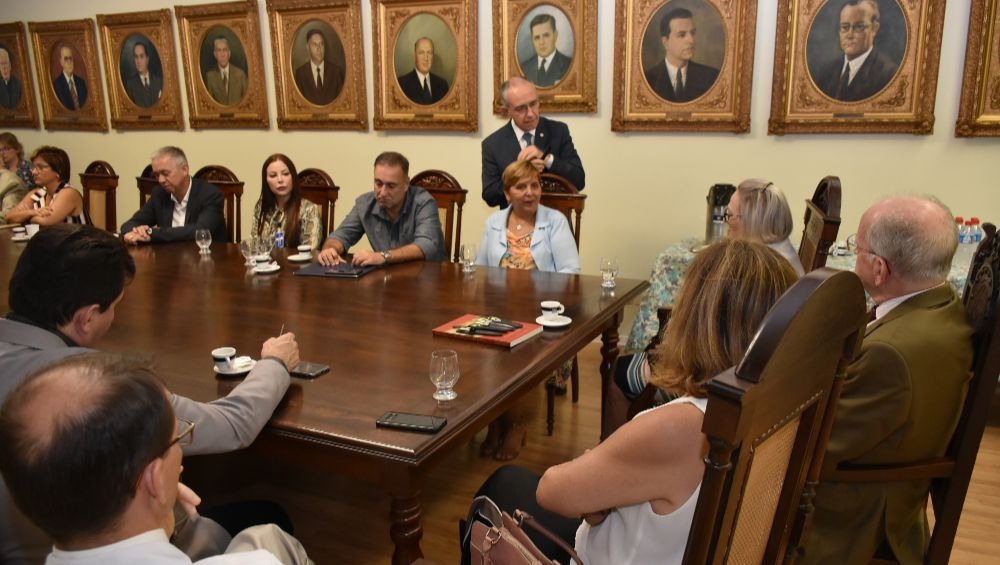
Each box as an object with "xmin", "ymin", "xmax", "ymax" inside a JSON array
[{"xmin": 705, "ymin": 183, "xmax": 736, "ymax": 244}]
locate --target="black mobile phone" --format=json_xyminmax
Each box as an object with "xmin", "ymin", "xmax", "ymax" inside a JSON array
[
  {"xmin": 375, "ymin": 411, "xmax": 447, "ymax": 434},
  {"xmin": 290, "ymin": 361, "xmax": 330, "ymax": 379}
]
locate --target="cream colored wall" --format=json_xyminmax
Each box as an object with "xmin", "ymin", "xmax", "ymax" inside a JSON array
[{"xmin": 6, "ymin": 0, "xmax": 996, "ymax": 279}]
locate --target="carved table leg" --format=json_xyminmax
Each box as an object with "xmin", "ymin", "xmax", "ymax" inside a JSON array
[
  {"xmin": 390, "ymin": 492, "xmax": 424, "ymax": 564},
  {"xmin": 599, "ymin": 310, "xmax": 622, "ymax": 441}
]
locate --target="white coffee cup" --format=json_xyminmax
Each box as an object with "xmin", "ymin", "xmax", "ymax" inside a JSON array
[
  {"xmin": 297, "ymin": 244, "xmax": 312, "ymax": 253},
  {"xmin": 540, "ymin": 300, "xmax": 565, "ymax": 321},
  {"xmin": 12, "ymin": 226, "xmax": 25, "ymax": 234},
  {"xmin": 24, "ymin": 224, "xmax": 39, "ymax": 238},
  {"xmin": 211, "ymin": 347, "xmax": 237, "ymax": 371}
]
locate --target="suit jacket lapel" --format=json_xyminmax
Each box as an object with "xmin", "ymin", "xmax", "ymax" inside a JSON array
[{"xmin": 865, "ymin": 284, "xmax": 957, "ymax": 337}]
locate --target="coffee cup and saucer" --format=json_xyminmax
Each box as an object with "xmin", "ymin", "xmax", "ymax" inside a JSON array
[
  {"xmin": 536, "ymin": 300, "xmax": 571, "ymax": 328},
  {"xmin": 212, "ymin": 347, "xmax": 256, "ymax": 376},
  {"xmin": 253, "ymin": 261, "xmax": 281, "ymax": 274},
  {"xmin": 11, "ymin": 225, "xmax": 29, "ymax": 242},
  {"xmin": 288, "ymin": 244, "xmax": 312, "ymax": 262}
]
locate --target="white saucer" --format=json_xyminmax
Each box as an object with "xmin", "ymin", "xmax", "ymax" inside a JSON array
[
  {"xmin": 536, "ymin": 315, "xmax": 572, "ymax": 328},
  {"xmin": 253, "ymin": 262, "xmax": 280, "ymax": 274},
  {"xmin": 214, "ymin": 357, "xmax": 256, "ymax": 376},
  {"xmin": 287, "ymin": 252, "xmax": 312, "ymax": 262},
  {"xmin": 252, "ymin": 253, "xmax": 272, "ymax": 262},
  {"xmin": 11, "ymin": 234, "xmax": 29, "ymax": 242}
]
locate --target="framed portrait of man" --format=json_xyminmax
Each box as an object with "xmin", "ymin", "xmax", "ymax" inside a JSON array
[
  {"xmin": 372, "ymin": 0, "xmax": 477, "ymax": 131},
  {"xmin": 0, "ymin": 23, "xmax": 40, "ymax": 129},
  {"xmin": 28, "ymin": 19, "xmax": 108, "ymax": 131},
  {"xmin": 769, "ymin": 0, "xmax": 946, "ymax": 135},
  {"xmin": 611, "ymin": 0, "xmax": 759, "ymax": 132},
  {"xmin": 492, "ymin": 0, "xmax": 597, "ymax": 114},
  {"xmin": 176, "ymin": 0, "xmax": 269, "ymax": 129},
  {"xmin": 97, "ymin": 9, "xmax": 184, "ymax": 130},
  {"xmin": 267, "ymin": 0, "xmax": 368, "ymax": 130},
  {"xmin": 956, "ymin": 0, "xmax": 1000, "ymax": 137}
]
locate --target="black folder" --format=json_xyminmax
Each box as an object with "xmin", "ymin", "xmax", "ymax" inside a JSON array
[{"xmin": 293, "ymin": 262, "xmax": 377, "ymax": 279}]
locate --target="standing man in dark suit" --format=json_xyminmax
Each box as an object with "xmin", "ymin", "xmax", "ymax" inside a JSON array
[
  {"xmin": 52, "ymin": 46, "xmax": 88, "ymax": 110},
  {"xmin": 293, "ymin": 29, "xmax": 344, "ymax": 106},
  {"xmin": 644, "ymin": 8, "xmax": 719, "ymax": 103},
  {"xmin": 397, "ymin": 37, "xmax": 449, "ymax": 105},
  {"xmin": 816, "ymin": 0, "xmax": 899, "ymax": 102},
  {"xmin": 0, "ymin": 47, "xmax": 22, "ymax": 109},
  {"xmin": 802, "ymin": 196, "xmax": 973, "ymax": 564},
  {"xmin": 120, "ymin": 146, "xmax": 228, "ymax": 243},
  {"xmin": 520, "ymin": 13, "xmax": 572, "ymax": 88},
  {"xmin": 481, "ymin": 77, "xmax": 585, "ymax": 208},
  {"xmin": 123, "ymin": 42, "xmax": 162, "ymax": 108}
]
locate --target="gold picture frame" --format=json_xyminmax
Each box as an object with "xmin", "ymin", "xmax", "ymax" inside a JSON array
[
  {"xmin": 28, "ymin": 18, "xmax": 108, "ymax": 132},
  {"xmin": 0, "ymin": 23, "xmax": 40, "ymax": 129},
  {"xmin": 267, "ymin": 0, "xmax": 368, "ymax": 130},
  {"xmin": 97, "ymin": 9, "xmax": 184, "ymax": 131},
  {"xmin": 956, "ymin": 0, "xmax": 1000, "ymax": 137},
  {"xmin": 769, "ymin": 0, "xmax": 945, "ymax": 135},
  {"xmin": 176, "ymin": 0, "xmax": 269, "ymax": 129},
  {"xmin": 492, "ymin": 0, "xmax": 597, "ymax": 114},
  {"xmin": 611, "ymin": 0, "xmax": 758, "ymax": 132},
  {"xmin": 372, "ymin": 0, "xmax": 477, "ymax": 131}
]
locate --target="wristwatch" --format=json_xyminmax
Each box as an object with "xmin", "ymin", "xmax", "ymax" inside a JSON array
[{"xmin": 380, "ymin": 250, "xmax": 392, "ymax": 263}]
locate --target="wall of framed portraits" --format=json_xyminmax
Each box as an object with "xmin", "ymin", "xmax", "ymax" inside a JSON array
[{"xmin": 2, "ymin": 0, "xmax": 997, "ymax": 281}]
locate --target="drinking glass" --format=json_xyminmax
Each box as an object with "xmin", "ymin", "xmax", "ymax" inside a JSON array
[
  {"xmin": 460, "ymin": 244, "xmax": 477, "ymax": 273},
  {"xmin": 195, "ymin": 229, "xmax": 212, "ymax": 255},
  {"xmin": 239, "ymin": 239, "xmax": 255, "ymax": 266},
  {"xmin": 255, "ymin": 234, "xmax": 273, "ymax": 262},
  {"xmin": 429, "ymin": 350, "xmax": 460, "ymax": 401},
  {"xmin": 600, "ymin": 257, "xmax": 619, "ymax": 289}
]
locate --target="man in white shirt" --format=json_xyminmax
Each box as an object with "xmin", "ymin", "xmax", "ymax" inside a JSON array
[
  {"xmin": 52, "ymin": 46, "xmax": 88, "ymax": 110},
  {"xmin": 643, "ymin": 7, "xmax": 719, "ymax": 103},
  {"xmin": 204, "ymin": 36, "xmax": 247, "ymax": 106},
  {"xmin": 396, "ymin": 37, "xmax": 449, "ymax": 105},
  {"xmin": 293, "ymin": 29, "xmax": 344, "ymax": 106},
  {"xmin": 124, "ymin": 41, "xmax": 163, "ymax": 108},
  {"xmin": 519, "ymin": 13, "xmax": 572, "ymax": 88},
  {"xmin": 0, "ymin": 353, "xmax": 312, "ymax": 564},
  {"xmin": 815, "ymin": 0, "xmax": 899, "ymax": 102}
]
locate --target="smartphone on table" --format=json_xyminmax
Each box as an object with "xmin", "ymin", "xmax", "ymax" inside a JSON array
[{"xmin": 376, "ymin": 411, "xmax": 447, "ymax": 433}]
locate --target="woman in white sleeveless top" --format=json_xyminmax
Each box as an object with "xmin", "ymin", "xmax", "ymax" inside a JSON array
[{"xmin": 473, "ymin": 239, "xmax": 798, "ymax": 564}]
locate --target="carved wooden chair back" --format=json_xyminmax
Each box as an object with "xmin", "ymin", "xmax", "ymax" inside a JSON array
[
  {"xmin": 297, "ymin": 167, "xmax": 340, "ymax": 236},
  {"xmin": 193, "ymin": 165, "xmax": 244, "ymax": 243},
  {"xmin": 411, "ymin": 169, "xmax": 467, "ymax": 262},
  {"xmin": 78, "ymin": 160, "xmax": 118, "ymax": 232},
  {"xmin": 539, "ymin": 173, "xmax": 585, "ymax": 250},
  {"xmin": 136, "ymin": 164, "xmax": 156, "ymax": 206},
  {"xmin": 798, "ymin": 176, "xmax": 842, "ymax": 272}
]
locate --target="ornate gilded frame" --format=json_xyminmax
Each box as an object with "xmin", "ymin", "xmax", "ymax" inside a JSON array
[
  {"xmin": 372, "ymin": 0, "xmax": 477, "ymax": 131},
  {"xmin": 611, "ymin": 0, "xmax": 757, "ymax": 132},
  {"xmin": 492, "ymin": 0, "xmax": 597, "ymax": 114},
  {"xmin": 0, "ymin": 23, "xmax": 40, "ymax": 129},
  {"xmin": 267, "ymin": 0, "xmax": 367, "ymax": 130},
  {"xmin": 956, "ymin": 0, "xmax": 1000, "ymax": 137},
  {"xmin": 28, "ymin": 19, "xmax": 108, "ymax": 131},
  {"xmin": 176, "ymin": 0, "xmax": 269, "ymax": 129},
  {"xmin": 97, "ymin": 9, "xmax": 184, "ymax": 131},
  {"xmin": 769, "ymin": 0, "xmax": 945, "ymax": 135}
]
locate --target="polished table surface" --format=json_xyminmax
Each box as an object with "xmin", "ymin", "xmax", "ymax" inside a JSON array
[{"xmin": 0, "ymin": 234, "xmax": 647, "ymax": 563}]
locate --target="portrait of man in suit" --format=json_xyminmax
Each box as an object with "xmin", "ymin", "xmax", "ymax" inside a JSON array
[
  {"xmin": 293, "ymin": 28, "xmax": 344, "ymax": 106},
  {"xmin": 0, "ymin": 46, "xmax": 22, "ymax": 109},
  {"xmin": 812, "ymin": 0, "xmax": 900, "ymax": 102},
  {"xmin": 397, "ymin": 37, "xmax": 449, "ymax": 105},
  {"xmin": 519, "ymin": 13, "xmax": 572, "ymax": 88},
  {"xmin": 122, "ymin": 41, "xmax": 162, "ymax": 108},
  {"xmin": 203, "ymin": 35, "xmax": 247, "ymax": 106},
  {"xmin": 644, "ymin": 7, "xmax": 719, "ymax": 103},
  {"xmin": 52, "ymin": 45, "xmax": 88, "ymax": 111}
]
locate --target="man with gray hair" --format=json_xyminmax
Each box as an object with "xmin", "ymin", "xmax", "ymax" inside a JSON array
[
  {"xmin": 803, "ymin": 196, "xmax": 973, "ymax": 563},
  {"xmin": 121, "ymin": 146, "xmax": 228, "ymax": 243}
]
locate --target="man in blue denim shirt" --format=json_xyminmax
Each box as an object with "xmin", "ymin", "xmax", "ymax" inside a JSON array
[{"xmin": 318, "ymin": 151, "xmax": 446, "ymax": 267}]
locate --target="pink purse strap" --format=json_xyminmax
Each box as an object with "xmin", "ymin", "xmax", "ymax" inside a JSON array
[{"xmin": 512, "ymin": 510, "xmax": 584, "ymax": 565}]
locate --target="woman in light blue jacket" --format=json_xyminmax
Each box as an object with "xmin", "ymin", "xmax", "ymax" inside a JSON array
[{"xmin": 474, "ymin": 160, "xmax": 580, "ymax": 461}]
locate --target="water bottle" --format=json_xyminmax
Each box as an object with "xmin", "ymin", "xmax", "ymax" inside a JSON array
[
  {"xmin": 275, "ymin": 228, "xmax": 285, "ymax": 249},
  {"xmin": 971, "ymin": 217, "xmax": 983, "ymax": 243},
  {"xmin": 956, "ymin": 217, "xmax": 968, "ymax": 244},
  {"xmin": 964, "ymin": 221, "xmax": 974, "ymax": 244}
]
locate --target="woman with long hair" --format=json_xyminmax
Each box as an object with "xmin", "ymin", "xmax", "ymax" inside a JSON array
[{"xmin": 251, "ymin": 153, "xmax": 323, "ymax": 249}]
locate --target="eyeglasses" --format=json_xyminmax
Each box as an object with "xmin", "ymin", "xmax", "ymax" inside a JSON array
[
  {"xmin": 846, "ymin": 233, "xmax": 892, "ymax": 275},
  {"xmin": 132, "ymin": 418, "xmax": 195, "ymax": 492},
  {"xmin": 723, "ymin": 210, "xmax": 741, "ymax": 223},
  {"xmin": 30, "ymin": 162, "xmax": 50, "ymax": 171},
  {"xmin": 839, "ymin": 22, "xmax": 872, "ymax": 33},
  {"xmin": 0, "ymin": 146, "xmax": 11, "ymax": 153}
]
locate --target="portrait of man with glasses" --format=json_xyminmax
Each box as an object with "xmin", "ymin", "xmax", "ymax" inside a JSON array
[{"xmin": 810, "ymin": 0, "xmax": 902, "ymax": 102}]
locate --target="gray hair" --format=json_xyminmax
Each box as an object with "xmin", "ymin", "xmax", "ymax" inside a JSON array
[
  {"xmin": 735, "ymin": 179, "xmax": 794, "ymax": 244},
  {"xmin": 866, "ymin": 195, "xmax": 957, "ymax": 283},
  {"xmin": 151, "ymin": 146, "xmax": 187, "ymax": 167},
  {"xmin": 841, "ymin": 0, "xmax": 881, "ymax": 23}
]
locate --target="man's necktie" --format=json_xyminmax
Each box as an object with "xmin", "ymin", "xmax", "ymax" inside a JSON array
[
  {"xmin": 836, "ymin": 63, "xmax": 850, "ymax": 98},
  {"xmin": 676, "ymin": 68, "xmax": 685, "ymax": 98},
  {"xmin": 422, "ymin": 77, "xmax": 431, "ymax": 100},
  {"xmin": 539, "ymin": 60, "xmax": 547, "ymax": 82},
  {"xmin": 68, "ymin": 78, "xmax": 80, "ymax": 110},
  {"xmin": 316, "ymin": 67, "xmax": 322, "ymax": 89},
  {"xmin": 143, "ymin": 77, "xmax": 149, "ymax": 91},
  {"xmin": 522, "ymin": 131, "xmax": 533, "ymax": 148},
  {"xmin": 222, "ymin": 73, "xmax": 229, "ymax": 94}
]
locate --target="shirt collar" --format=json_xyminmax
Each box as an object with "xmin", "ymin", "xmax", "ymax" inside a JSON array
[
  {"xmin": 871, "ymin": 282, "xmax": 946, "ymax": 325},
  {"xmin": 5, "ymin": 312, "xmax": 79, "ymax": 347},
  {"xmin": 374, "ymin": 186, "xmax": 414, "ymax": 221},
  {"xmin": 170, "ymin": 177, "xmax": 193, "ymax": 207},
  {"xmin": 538, "ymin": 52, "xmax": 555, "ymax": 68},
  {"xmin": 844, "ymin": 46, "xmax": 874, "ymax": 76},
  {"xmin": 510, "ymin": 121, "xmax": 536, "ymax": 142},
  {"xmin": 664, "ymin": 59, "xmax": 687, "ymax": 83},
  {"xmin": 311, "ymin": 61, "xmax": 324, "ymax": 74}
]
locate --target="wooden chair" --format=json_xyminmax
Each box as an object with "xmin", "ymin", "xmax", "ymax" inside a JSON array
[
  {"xmin": 410, "ymin": 169, "xmax": 467, "ymax": 263},
  {"xmin": 539, "ymin": 173, "xmax": 587, "ymax": 435},
  {"xmin": 798, "ymin": 175, "xmax": 842, "ymax": 272},
  {"xmin": 683, "ymin": 268, "xmax": 866, "ymax": 564},
  {"xmin": 78, "ymin": 160, "xmax": 117, "ymax": 233},
  {"xmin": 136, "ymin": 164, "xmax": 156, "ymax": 205},
  {"xmin": 193, "ymin": 165, "xmax": 244, "ymax": 243},
  {"xmin": 817, "ymin": 223, "xmax": 1000, "ymax": 564},
  {"xmin": 297, "ymin": 168, "xmax": 340, "ymax": 235}
]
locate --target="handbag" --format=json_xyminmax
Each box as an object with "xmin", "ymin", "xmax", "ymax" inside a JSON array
[{"xmin": 462, "ymin": 496, "xmax": 583, "ymax": 565}]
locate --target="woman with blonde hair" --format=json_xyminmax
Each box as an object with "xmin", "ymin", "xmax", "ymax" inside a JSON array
[
  {"xmin": 725, "ymin": 178, "xmax": 805, "ymax": 276},
  {"xmin": 471, "ymin": 239, "xmax": 798, "ymax": 564}
]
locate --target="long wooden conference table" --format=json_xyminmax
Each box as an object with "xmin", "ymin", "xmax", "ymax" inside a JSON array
[{"xmin": 0, "ymin": 235, "xmax": 647, "ymax": 563}]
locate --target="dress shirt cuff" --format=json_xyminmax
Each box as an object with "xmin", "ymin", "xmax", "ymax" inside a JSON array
[{"xmin": 544, "ymin": 154, "xmax": 555, "ymax": 169}]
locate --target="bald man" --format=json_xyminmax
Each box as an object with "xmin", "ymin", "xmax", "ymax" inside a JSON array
[
  {"xmin": 52, "ymin": 46, "xmax": 88, "ymax": 110},
  {"xmin": 0, "ymin": 47, "xmax": 22, "ymax": 109},
  {"xmin": 397, "ymin": 37, "xmax": 449, "ymax": 105}
]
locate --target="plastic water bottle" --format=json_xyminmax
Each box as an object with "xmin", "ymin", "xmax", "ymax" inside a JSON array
[
  {"xmin": 970, "ymin": 217, "xmax": 983, "ymax": 243},
  {"xmin": 955, "ymin": 217, "xmax": 968, "ymax": 244},
  {"xmin": 275, "ymin": 229, "xmax": 285, "ymax": 249},
  {"xmin": 965, "ymin": 221, "xmax": 974, "ymax": 244}
]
